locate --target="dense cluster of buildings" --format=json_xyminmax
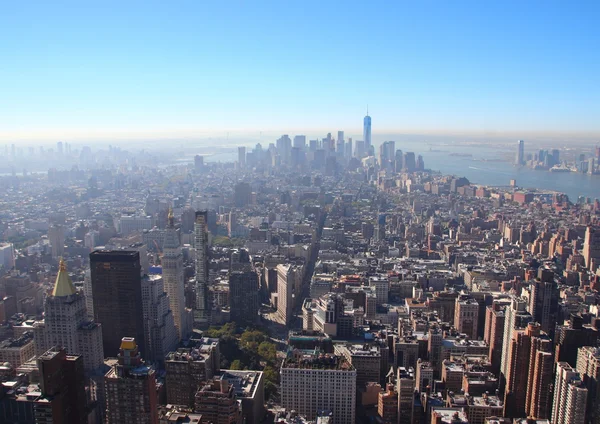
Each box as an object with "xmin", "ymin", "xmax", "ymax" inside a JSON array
[{"xmin": 0, "ymin": 116, "xmax": 600, "ymax": 423}]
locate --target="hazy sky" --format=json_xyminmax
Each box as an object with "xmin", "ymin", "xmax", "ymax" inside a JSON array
[{"xmin": 1, "ymin": 1, "xmax": 599, "ymax": 142}]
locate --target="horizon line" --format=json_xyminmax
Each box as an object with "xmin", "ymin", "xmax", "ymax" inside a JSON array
[{"xmin": 1, "ymin": 128, "xmax": 600, "ymax": 144}]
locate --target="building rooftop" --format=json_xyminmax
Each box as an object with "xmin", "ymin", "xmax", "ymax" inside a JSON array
[
  {"xmin": 166, "ymin": 347, "xmax": 213, "ymax": 363},
  {"xmin": 0, "ymin": 332, "xmax": 34, "ymax": 349},
  {"xmin": 90, "ymin": 249, "xmax": 140, "ymax": 261},
  {"xmin": 283, "ymin": 350, "xmax": 354, "ymax": 371},
  {"xmin": 220, "ymin": 370, "xmax": 263, "ymax": 399}
]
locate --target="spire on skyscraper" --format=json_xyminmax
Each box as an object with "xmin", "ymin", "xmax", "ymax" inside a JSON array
[
  {"xmin": 52, "ymin": 258, "xmax": 76, "ymax": 297},
  {"xmin": 168, "ymin": 207, "xmax": 174, "ymax": 228}
]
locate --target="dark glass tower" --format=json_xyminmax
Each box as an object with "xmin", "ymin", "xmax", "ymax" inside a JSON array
[{"xmin": 90, "ymin": 250, "xmax": 146, "ymax": 357}]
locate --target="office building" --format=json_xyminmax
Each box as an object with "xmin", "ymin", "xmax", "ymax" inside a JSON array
[
  {"xmin": 335, "ymin": 131, "xmax": 344, "ymax": 157},
  {"xmin": 378, "ymin": 384, "xmax": 398, "ymax": 424},
  {"xmin": 48, "ymin": 224, "xmax": 65, "ymax": 258},
  {"xmin": 552, "ymin": 362, "xmax": 587, "ymax": 424},
  {"xmin": 484, "ymin": 299, "xmax": 509, "ymax": 373},
  {"xmin": 363, "ymin": 112, "xmax": 372, "ymax": 155},
  {"xmin": 378, "ymin": 141, "xmax": 395, "ymax": 170},
  {"xmin": 90, "ymin": 250, "xmax": 146, "ymax": 358},
  {"xmin": 119, "ymin": 215, "xmax": 153, "ymax": 236},
  {"xmin": 516, "ymin": 140, "xmax": 525, "ymax": 165},
  {"xmin": 194, "ymin": 155, "xmax": 204, "ymax": 172},
  {"xmin": 431, "ymin": 407, "xmax": 469, "ymax": 423},
  {"xmin": 415, "ymin": 359, "xmax": 433, "ymax": 394},
  {"xmin": 402, "ymin": 152, "xmax": 416, "ymax": 172},
  {"xmin": 194, "ymin": 211, "xmax": 209, "ymax": 326},
  {"xmin": 238, "ymin": 146, "xmax": 246, "ymax": 168},
  {"xmin": 397, "ymin": 367, "xmax": 415, "ymax": 424},
  {"xmin": 355, "ymin": 140, "xmax": 365, "ymax": 159},
  {"xmin": 345, "ymin": 138, "xmax": 352, "ymax": 159},
  {"xmin": 219, "ymin": 370, "xmax": 265, "ymax": 424},
  {"xmin": 503, "ymin": 323, "xmax": 552, "ymax": 418},
  {"xmin": 335, "ymin": 344, "xmax": 381, "ymax": 390},
  {"xmin": 529, "ymin": 273, "xmax": 559, "ymax": 336},
  {"xmin": 576, "ymin": 346, "xmax": 600, "ymax": 424},
  {"xmin": 555, "ymin": 314, "xmax": 599, "ymax": 366},
  {"xmin": 293, "ymin": 135, "xmax": 306, "ymax": 150},
  {"xmin": 525, "ymin": 325, "xmax": 553, "ymax": 420},
  {"xmin": 162, "ymin": 209, "xmax": 189, "ymax": 339},
  {"xmin": 500, "ymin": 297, "xmax": 531, "ymax": 386},
  {"xmin": 34, "ymin": 259, "xmax": 104, "ymax": 373},
  {"xmin": 35, "ymin": 347, "xmax": 87, "ymax": 424},
  {"xmin": 141, "ymin": 274, "xmax": 178, "ymax": 363},
  {"xmin": 369, "ymin": 276, "xmax": 389, "ymax": 305},
  {"xmin": 194, "ymin": 378, "xmax": 243, "ymax": 424},
  {"xmin": 0, "ymin": 242, "xmax": 15, "ymax": 270},
  {"xmin": 583, "ymin": 226, "xmax": 600, "ymax": 271},
  {"xmin": 281, "ymin": 350, "xmax": 356, "ymax": 424},
  {"xmin": 276, "ymin": 264, "xmax": 295, "ymax": 325},
  {"xmin": 229, "ymin": 270, "xmax": 259, "ymax": 325},
  {"xmin": 105, "ymin": 338, "xmax": 158, "ymax": 424},
  {"xmin": 0, "ymin": 331, "xmax": 35, "ymax": 368},
  {"xmin": 454, "ymin": 294, "xmax": 479, "ymax": 340},
  {"xmin": 165, "ymin": 341, "xmax": 219, "ymax": 407}
]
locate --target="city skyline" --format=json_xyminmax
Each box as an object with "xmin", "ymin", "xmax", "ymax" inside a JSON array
[
  {"xmin": 1, "ymin": 1, "xmax": 599, "ymax": 141},
  {"xmin": 2, "ymin": 2, "xmax": 600, "ymax": 423}
]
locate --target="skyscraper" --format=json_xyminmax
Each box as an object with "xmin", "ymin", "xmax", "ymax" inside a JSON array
[
  {"xmin": 345, "ymin": 138, "xmax": 353, "ymax": 159},
  {"xmin": 363, "ymin": 112, "xmax": 372, "ymax": 156},
  {"xmin": 238, "ymin": 146, "xmax": 246, "ymax": 168},
  {"xmin": 379, "ymin": 141, "xmax": 395, "ymax": 170},
  {"xmin": 234, "ymin": 182, "xmax": 252, "ymax": 207},
  {"xmin": 194, "ymin": 155, "xmax": 204, "ymax": 172},
  {"xmin": 500, "ymin": 297, "xmax": 532, "ymax": 387},
  {"xmin": 529, "ymin": 272, "xmax": 559, "ymax": 337},
  {"xmin": 162, "ymin": 209, "xmax": 188, "ymax": 339},
  {"xmin": 336, "ymin": 131, "xmax": 345, "ymax": 158},
  {"xmin": 516, "ymin": 140, "xmax": 525, "ymax": 166},
  {"xmin": 355, "ymin": 140, "xmax": 365, "ymax": 159},
  {"xmin": 503, "ymin": 322, "xmax": 552, "ymax": 419},
  {"xmin": 402, "ymin": 152, "xmax": 416, "ymax": 172},
  {"xmin": 36, "ymin": 347, "xmax": 88, "ymax": 424},
  {"xmin": 165, "ymin": 339, "xmax": 220, "ymax": 407},
  {"xmin": 141, "ymin": 274, "xmax": 178, "ymax": 363},
  {"xmin": 48, "ymin": 224, "xmax": 65, "ymax": 258},
  {"xmin": 229, "ymin": 270, "xmax": 259, "ymax": 325},
  {"xmin": 454, "ymin": 294, "xmax": 479, "ymax": 340},
  {"xmin": 34, "ymin": 259, "xmax": 104, "ymax": 373},
  {"xmin": 90, "ymin": 250, "xmax": 146, "ymax": 358},
  {"xmin": 397, "ymin": 367, "xmax": 415, "ymax": 424},
  {"xmin": 583, "ymin": 225, "xmax": 600, "ymax": 272},
  {"xmin": 576, "ymin": 346, "xmax": 600, "ymax": 423},
  {"xmin": 484, "ymin": 299, "xmax": 510, "ymax": 374},
  {"xmin": 195, "ymin": 378, "xmax": 244, "ymax": 424},
  {"xmin": 293, "ymin": 135, "xmax": 306, "ymax": 150},
  {"xmin": 552, "ymin": 362, "xmax": 587, "ymax": 424},
  {"xmin": 276, "ymin": 264, "xmax": 294, "ymax": 325},
  {"xmin": 104, "ymin": 337, "xmax": 159, "ymax": 424},
  {"xmin": 194, "ymin": 211, "xmax": 209, "ymax": 326}
]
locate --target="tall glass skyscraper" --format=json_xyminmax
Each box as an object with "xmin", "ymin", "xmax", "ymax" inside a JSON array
[
  {"xmin": 363, "ymin": 113, "xmax": 372, "ymax": 155},
  {"xmin": 516, "ymin": 140, "xmax": 525, "ymax": 165}
]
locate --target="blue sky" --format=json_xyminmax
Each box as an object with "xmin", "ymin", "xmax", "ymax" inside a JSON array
[{"xmin": 1, "ymin": 1, "xmax": 599, "ymax": 141}]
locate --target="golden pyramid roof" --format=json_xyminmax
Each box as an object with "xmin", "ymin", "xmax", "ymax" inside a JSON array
[{"xmin": 52, "ymin": 258, "xmax": 76, "ymax": 297}]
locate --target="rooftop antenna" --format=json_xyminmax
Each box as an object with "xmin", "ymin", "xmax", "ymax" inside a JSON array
[{"xmin": 367, "ymin": 105, "xmax": 369, "ymax": 116}]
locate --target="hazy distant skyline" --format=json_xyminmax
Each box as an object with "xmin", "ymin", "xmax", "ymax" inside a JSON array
[{"xmin": 1, "ymin": 1, "xmax": 599, "ymax": 141}]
